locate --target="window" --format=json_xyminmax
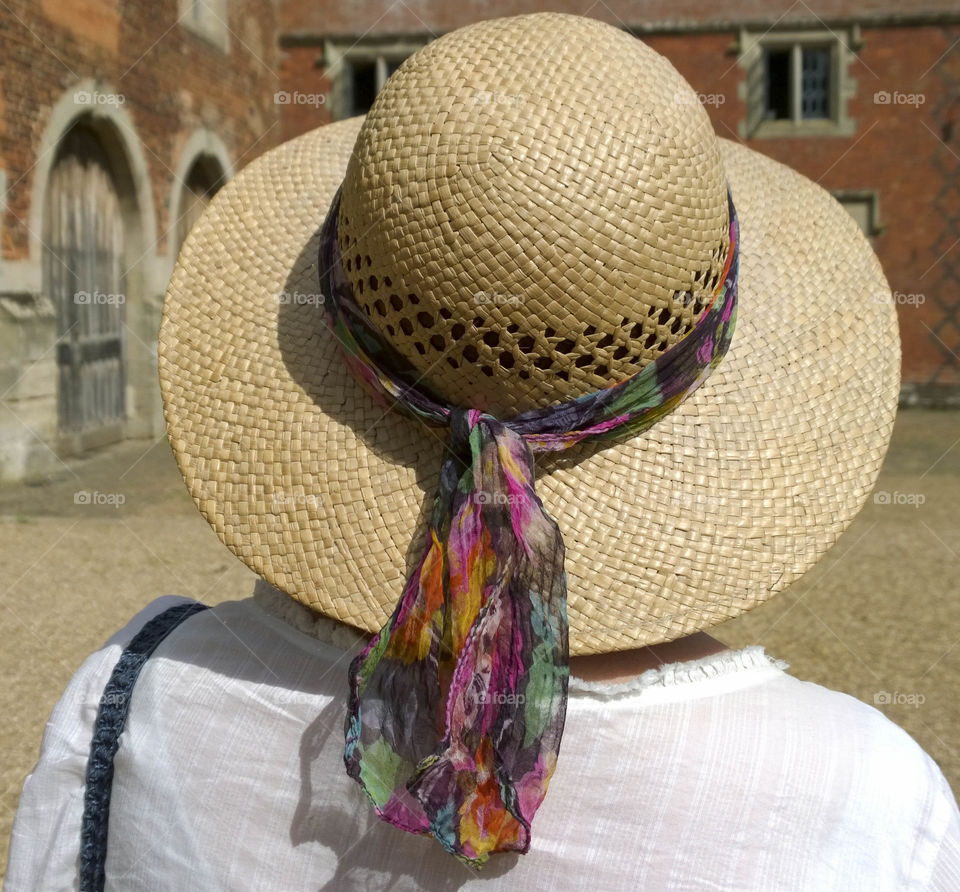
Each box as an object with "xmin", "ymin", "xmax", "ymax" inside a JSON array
[
  {"xmin": 324, "ymin": 41, "xmax": 423, "ymax": 120},
  {"xmin": 738, "ymin": 27, "xmax": 859, "ymax": 137},
  {"xmin": 349, "ymin": 60, "xmax": 379, "ymax": 116},
  {"xmin": 832, "ymin": 190, "xmax": 882, "ymax": 236},
  {"xmin": 342, "ymin": 54, "xmax": 408, "ymax": 116},
  {"xmin": 179, "ymin": 0, "xmax": 229, "ymax": 52},
  {"xmin": 762, "ymin": 44, "xmax": 832, "ymax": 121}
]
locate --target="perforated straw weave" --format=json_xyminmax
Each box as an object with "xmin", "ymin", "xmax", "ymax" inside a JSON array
[{"xmin": 158, "ymin": 13, "xmax": 900, "ymax": 656}]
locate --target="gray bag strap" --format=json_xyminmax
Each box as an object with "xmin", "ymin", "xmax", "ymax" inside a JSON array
[{"xmin": 79, "ymin": 601, "xmax": 209, "ymax": 891}]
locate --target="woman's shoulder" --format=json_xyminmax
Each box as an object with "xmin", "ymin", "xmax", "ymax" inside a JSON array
[
  {"xmin": 769, "ymin": 672, "xmax": 960, "ymax": 885},
  {"xmin": 749, "ymin": 667, "xmax": 958, "ymax": 841},
  {"xmin": 769, "ymin": 668, "xmax": 937, "ymax": 757},
  {"xmin": 101, "ymin": 594, "xmax": 207, "ymax": 648}
]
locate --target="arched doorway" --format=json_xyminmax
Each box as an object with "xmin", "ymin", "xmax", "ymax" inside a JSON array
[
  {"xmin": 43, "ymin": 122, "xmax": 127, "ymax": 445},
  {"xmin": 174, "ymin": 154, "xmax": 225, "ymax": 257}
]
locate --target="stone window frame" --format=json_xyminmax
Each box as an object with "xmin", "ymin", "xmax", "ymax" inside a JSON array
[
  {"xmin": 324, "ymin": 38, "xmax": 426, "ymax": 121},
  {"xmin": 831, "ymin": 188, "xmax": 883, "ymax": 236},
  {"xmin": 737, "ymin": 25, "xmax": 860, "ymax": 138},
  {"xmin": 178, "ymin": 0, "xmax": 230, "ymax": 53}
]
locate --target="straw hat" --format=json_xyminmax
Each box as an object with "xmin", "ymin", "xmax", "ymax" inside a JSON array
[{"xmin": 158, "ymin": 12, "xmax": 900, "ymax": 656}]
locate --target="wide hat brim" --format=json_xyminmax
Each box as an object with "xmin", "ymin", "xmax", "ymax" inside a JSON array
[{"xmin": 158, "ymin": 115, "xmax": 900, "ymax": 656}]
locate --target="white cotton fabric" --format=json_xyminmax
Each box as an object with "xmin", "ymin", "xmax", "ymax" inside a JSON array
[{"xmin": 7, "ymin": 591, "xmax": 960, "ymax": 891}]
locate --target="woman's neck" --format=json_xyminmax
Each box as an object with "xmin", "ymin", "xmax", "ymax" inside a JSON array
[{"xmin": 569, "ymin": 632, "xmax": 731, "ymax": 683}]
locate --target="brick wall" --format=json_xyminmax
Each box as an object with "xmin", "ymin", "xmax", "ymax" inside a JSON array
[
  {"xmin": 277, "ymin": 42, "xmax": 333, "ymax": 141},
  {"xmin": 0, "ymin": 0, "xmax": 280, "ymax": 261},
  {"xmin": 0, "ymin": 0, "xmax": 281, "ymax": 480}
]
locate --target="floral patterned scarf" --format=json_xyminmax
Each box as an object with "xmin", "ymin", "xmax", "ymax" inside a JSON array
[{"xmin": 317, "ymin": 185, "xmax": 739, "ymax": 867}]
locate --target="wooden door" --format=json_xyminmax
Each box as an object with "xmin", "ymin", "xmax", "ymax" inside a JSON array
[{"xmin": 44, "ymin": 125, "xmax": 126, "ymax": 446}]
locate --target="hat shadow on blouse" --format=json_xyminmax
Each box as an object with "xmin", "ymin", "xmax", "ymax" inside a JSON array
[{"xmin": 291, "ymin": 676, "xmax": 522, "ymax": 887}]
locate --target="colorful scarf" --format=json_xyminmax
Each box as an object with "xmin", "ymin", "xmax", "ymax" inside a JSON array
[{"xmin": 317, "ymin": 185, "xmax": 739, "ymax": 867}]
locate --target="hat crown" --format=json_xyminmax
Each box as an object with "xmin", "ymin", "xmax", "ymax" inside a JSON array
[{"xmin": 338, "ymin": 13, "xmax": 730, "ymax": 416}]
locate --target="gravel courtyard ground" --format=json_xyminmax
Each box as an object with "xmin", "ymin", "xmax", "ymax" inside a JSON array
[{"xmin": 1, "ymin": 410, "xmax": 958, "ymax": 877}]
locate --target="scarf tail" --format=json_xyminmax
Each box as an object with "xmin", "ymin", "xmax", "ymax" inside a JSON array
[{"xmin": 345, "ymin": 415, "xmax": 569, "ymax": 865}]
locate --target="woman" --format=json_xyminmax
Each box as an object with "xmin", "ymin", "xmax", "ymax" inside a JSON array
[{"xmin": 8, "ymin": 13, "xmax": 960, "ymax": 890}]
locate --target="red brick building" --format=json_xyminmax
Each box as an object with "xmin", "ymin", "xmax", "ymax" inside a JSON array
[
  {"xmin": 2, "ymin": 2, "xmax": 957, "ymax": 482},
  {"xmin": 278, "ymin": 1, "xmax": 960, "ymax": 407},
  {"xmin": 0, "ymin": 0, "xmax": 279, "ymax": 481}
]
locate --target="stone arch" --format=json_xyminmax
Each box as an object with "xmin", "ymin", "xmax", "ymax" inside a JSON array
[
  {"xmin": 30, "ymin": 78, "xmax": 156, "ymax": 270},
  {"xmin": 169, "ymin": 129, "xmax": 233, "ymax": 261}
]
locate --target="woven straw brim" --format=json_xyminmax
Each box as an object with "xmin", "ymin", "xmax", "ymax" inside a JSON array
[{"xmin": 158, "ymin": 116, "xmax": 900, "ymax": 656}]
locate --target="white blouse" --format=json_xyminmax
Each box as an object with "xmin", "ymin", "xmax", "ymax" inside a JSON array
[{"xmin": 7, "ymin": 586, "xmax": 960, "ymax": 891}]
